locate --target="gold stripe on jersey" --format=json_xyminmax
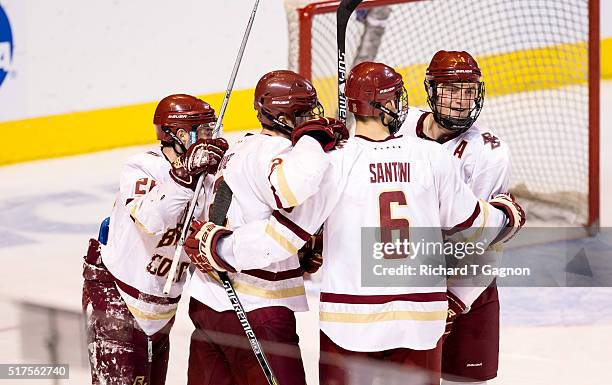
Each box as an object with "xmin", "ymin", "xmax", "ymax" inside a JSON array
[
  {"xmin": 233, "ymin": 279, "xmax": 306, "ymax": 299},
  {"xmin": 129, "ymin": 200, "xmax": 157, "ymax": 236},
  {"xmin": 463, "ymin": 199, "xmax": 489, "ymax": 243},
  {"xmin": 275, "ymin": 162, "xmax": 298, "ymax": 207},
  {"xmin": 265, "ymin": 222, "xmax": 300, "ymax": 255},
  {"xmin": 206, "ymin": 271, "xmax": 306, "ymax": 299},
  {"xmin": 320, "ymin": 309, "xmax": 447, "ymax": 323},
  {"xmin": 126, "ymin": 304, "xmax": 177, "ymax": 321},
  {"xmin": 488, "ymin": 243, "xmax": 503, "ymax": 252}
]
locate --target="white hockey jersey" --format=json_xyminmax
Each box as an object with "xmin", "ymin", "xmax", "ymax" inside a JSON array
[
  {"xmin": 101, "ymin": 147, "xmax": 210, "ymax": 335},
  {"xmin": 398, "ymin": 109, "xmax": 511, "ymax": 305},
  {"xmin": 219, "ymin": 134, "xmax": 508, "ymax": 351},
  {"xmin": 188, "ymin": 133, "xmax": 330, "ymax": 313},
  {"xmin": 398, "ymin": 108, "xmax": 510, "ymax": 200}
]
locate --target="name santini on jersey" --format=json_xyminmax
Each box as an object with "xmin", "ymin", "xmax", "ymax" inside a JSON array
[{"xmin": 369, "ymin": 161, "xmax": 409, "ymax": 183}]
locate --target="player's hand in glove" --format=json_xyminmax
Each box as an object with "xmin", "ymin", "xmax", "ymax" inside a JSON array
[
  {"xmin": 488, "ymin": 193, "xmax": 526, "ymax": 245},
  {"xmin": 204, "ymin": 138, "xmax": 229, "ymax": 175},
  {"xmin": 444, "ymin": 290, "xmax": 467, "ymax": 339},
  {"xmin": 170, "ymin": 138, "xmax": 229, "ymax": 190},
  {"xmin": 291, "ymin": 117, "xmax": 349, "ymax": 152},
  {"xmin": 298, "ymin": 234, "xmax": 323, "ymax": 274},
  {"xmin": 184, "ymin": 220, "xmax": 236, "ymax": 274}
]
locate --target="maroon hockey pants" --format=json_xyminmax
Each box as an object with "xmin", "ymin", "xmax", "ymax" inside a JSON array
[
  {"xmin": 187, "ymin": 298, "xmax": 306, "ymax": 385},
  {"xmin": 82, "ymin": 259, "xmax": 174, "ymax": 385},
  {"xmin": 442, "ymin": 282, "xmax": 500, "ymax": 381}
]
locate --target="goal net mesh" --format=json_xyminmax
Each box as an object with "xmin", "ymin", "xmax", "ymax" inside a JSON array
[{"xmin": 286, "ymin": 0, "xmax": 597, "ymax": 227}]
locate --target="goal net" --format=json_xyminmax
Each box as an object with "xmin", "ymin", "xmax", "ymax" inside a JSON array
[{"xmin": 285, "ymin": 0, "xmax": 599, "ymax": 229}]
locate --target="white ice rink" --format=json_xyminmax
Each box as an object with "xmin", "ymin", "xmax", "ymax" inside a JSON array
[{"xmin": 1, "ymin": 82, "xmax": 611, "ymax": 384}]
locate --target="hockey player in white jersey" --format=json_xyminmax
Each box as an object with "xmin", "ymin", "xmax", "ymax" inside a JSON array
[
  {"xmin": 398, "ymin": 50, "xmax": 509, "ymax": 384},
  {"xmin": 81, "ymin": 94, "xmax": 228, "ymax": 385},
  {"xmin": 185, "ymin": 62, "xmax": 525, "ymax": 385},
  {"xmin": 184, "ymin": 70, "xmax": 348, "ymax": 385}
]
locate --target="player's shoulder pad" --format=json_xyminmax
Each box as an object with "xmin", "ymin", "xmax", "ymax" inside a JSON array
[
  {"xmin": 321, "ymin": 137, "xmax": 360, "ymax": 181},
  {"xmin": 124, "ymin": 147, "xmax": 166, "ymax": 172},
  {"xmin": 255, "ymin": 132, "xmax": 291, "ymax": 148},
  {"xmin": 409, "ymin": 107, "xmax": 429, "ymax": 117},
  {"xmin": 464, "ymin": 124, "xmax": 508, "ymax": 150},
  {"xmin": 126, "ymin": 147, "xmax": 162, "ymax": 163},
  {"xmin": 246, "ymin": 133, "xmax": 293, "ymax": 169},
  {"xmin": 398, "ymin": 108, "xmax": 429, "ymax": 136},
  {"xmin": 400, "ymin": 135, "xmax": 447, "ymax": 164},
  {"xmin": 401, "ymin": 134, "xmax": 441, "ymax": 149},
  {"xmin": 464, "ymin": 124, "xmax": 510, "ymax": 164},
  {"xmin": 332, "ymin": 135, "xmax": 358, "ymax": 155},
  {"xmin": 257, "ymin": 133, "xmax": 293, "ymax": 157}
]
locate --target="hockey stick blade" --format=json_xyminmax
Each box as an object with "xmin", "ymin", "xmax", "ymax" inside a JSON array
[{"xmin": 209, "ymin": 180, "xmax": 233, "ymax": 226}]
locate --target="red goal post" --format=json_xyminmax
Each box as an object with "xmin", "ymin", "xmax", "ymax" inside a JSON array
[{"xmin": 285, "ymin": 0, "xmax": 600, "ymax": 229}]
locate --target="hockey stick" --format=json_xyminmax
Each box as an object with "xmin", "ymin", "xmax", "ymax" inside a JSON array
[
  {"xmin": 219, "ymin": 269, "xmax": 279, "ymax": 385},
  {"xmin": 337, "ymin": 0, "xmax": 363, "ymax": 123},
  {"xmin": 209, "ymin": 181, "xmax": 279, "ymax": 385},
  {"xmin": 163, "ymin": 0, "xmax": 261, "ymax": 295}
]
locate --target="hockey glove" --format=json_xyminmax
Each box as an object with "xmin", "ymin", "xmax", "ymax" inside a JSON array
[
  {"xmin": 298, "ymin": 234, "xmax": 323, "ymax": 274},
  {"xmin": 489, "ymin": 193, "xmax": 526, "ymax": 245},
  {"xmin": 291, "ymin": 117, "xmax": 349, "ymax": 152},
  {"xmin": 184, "ymin": 220, "xmax": 236, "ymax": 274},
  {"xmin": 205, "ymin": 138, "xmax": 229, "ymax": 175},
  {"xmin": 170, "ymin": 138, "xmax": 229, "ymax": 190},
  {"xmin": 444, "ymin": 290, "xmax": 467, "ymax": 338}
]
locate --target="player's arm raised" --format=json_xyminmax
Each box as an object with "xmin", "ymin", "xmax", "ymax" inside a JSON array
[
  {"xmin": 252, "ymin": 71, "xmax": 347, "ymax": 209},
  {"xmin": 168, "ymin": 137, "xmax": 228, "ymax": 190},
  {"xmin": 265, "ymin": 118, "xmax": 347, "ymax": 209},
  {"xmin": 123, "ymin": 139, "xmax": 227, "ymax": 237},
  {"xmin": 185, "ymin": 163, "xmax": 343, "ymax": 273},
  {"xmin": 120, "ymin": 157, "xmax": 192, "ymax": 236}
]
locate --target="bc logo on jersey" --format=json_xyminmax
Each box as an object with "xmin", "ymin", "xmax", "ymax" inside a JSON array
[{"xmin": 0, "ymin": 4, "xmax": 14, "ymax": 88}]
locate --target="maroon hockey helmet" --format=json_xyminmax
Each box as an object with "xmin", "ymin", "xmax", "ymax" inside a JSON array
[
  {"xmin": 153, "ymin": 94, "xmax": 217, "ymax": 144},
  {"xmin": 424, "ymin": 51, "xmax": 485, "ymax": 134},
  {"xmin": 346, "ymin": 61, "xmax": 408, "ymax": 134},
  {"xmin": 254, "ymin": 70, "xmax": 323, "ymax": 136}
]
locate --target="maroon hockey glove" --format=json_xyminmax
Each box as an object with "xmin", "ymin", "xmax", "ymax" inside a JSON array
[
  {"xmin": 291, "ymin": 117, "xmax": 349, "ymax": 152},
  {"xmin": 205, "ymin": 137, "xmax": 229, "ymax": 175},
  {"xmin": 298, "ymin": 234, "xmax": 323, "ymax": 274},
  {"xmin": 444, "ymin": 290, "xmax": 467, "ymax": 338},
  {"xmin": 184, "ymin": 220, "xmax": 236, "ymax": 274},
  {"xmin": 84, "ymin": 238, "xmax": 102, "ymax": 266},
  {"xmin": 170, "ymin": 138, "xmax": 229, "ymax": 190},
  {"xmin": 488, "ymin": 193, "xmax": 526, "ymax": 245}
]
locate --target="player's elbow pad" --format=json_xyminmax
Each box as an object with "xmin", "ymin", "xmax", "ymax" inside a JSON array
[
  {"xmin": 269, "ymin": 138, "xmax": 330, "ymax": 207},
  {"xmin": 128, "ymin": 205, "xmax": 166, "ymax": 236}
]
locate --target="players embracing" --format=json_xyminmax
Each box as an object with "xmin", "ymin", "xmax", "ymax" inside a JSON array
[
  {"xmin": 185, "ymin": 60, "xmax": 524, "ymax": 385},
  {"xmin": 185, "ymin": 69, "xmax": 348, "ymax": 385},
  {"xmin": 82, "ymin": 55, "xmax": 520, "ymax": 385}
]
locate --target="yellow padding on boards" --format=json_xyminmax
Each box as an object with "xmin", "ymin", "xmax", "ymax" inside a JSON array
[
  {"xmin": 603, "ymin": 37, "xmax": 612, "ymax": 80},
  {"xmin": 314, "ymin": 40, "xmax": 600, "ymax": 111},
  {"xmin": 1, "ymin": 37, "xmax": 610, "ymax": 166},
  {"xmin": 0, "ymin": 88, "xmax": 259, "ymax": 165}
]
